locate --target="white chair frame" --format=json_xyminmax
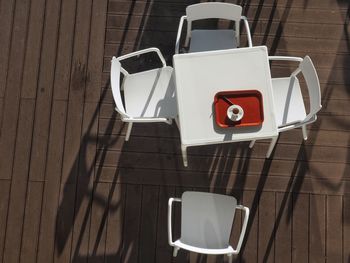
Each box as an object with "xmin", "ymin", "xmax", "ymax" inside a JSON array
[
  {"xmin": 168, "ymin": 194, "xmax": 250, "ymax": 262},
  {"xmin": 175, "ymin": 2, "xmax": 253, "ymax": 54},
  {"xmin": 249, "ymin": 55, "xmax": 322, "ymax": 156},
  {"xmin": 110, "ymin": 47, "xmax": 176, "ymax": 141}
]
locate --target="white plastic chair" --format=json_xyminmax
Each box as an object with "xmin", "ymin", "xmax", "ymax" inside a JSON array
[
  {"xmin": 168, "ymin": 192, "xmax": 250, "ymax": 262},
  {"xmin": 175, "ymin": 2, "xmax": 253, "ymax": 54},
  {"xmin": 110, "ymin": 48, "xmax": 177, "ymax": 141},
  {"xmin": 249, "ymin": 55, "xmax": 322, "ymax": 156}
]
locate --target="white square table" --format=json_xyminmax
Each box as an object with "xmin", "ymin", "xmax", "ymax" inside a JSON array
[{"xmin": 173, "ymin": 46, "xmax": 278, "ymax": 166}]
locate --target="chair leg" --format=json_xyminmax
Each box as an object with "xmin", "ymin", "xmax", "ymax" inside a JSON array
[
  {"xmin": 174, "ymin": 116, "xmax": 180, "ymax": 129},
  {"xmin": 125, "ymin": 122, "xmax": 133, "ymax": 141},
  {"xmin": 249, "ymin": 140, "xmax": 256, "ymax": 148},
  {"xmin": 227, "ymin": 254, "xmax": 233, "ymax": 263},
  {"xmin": 173, "ymin": 247, "xmax": 180, "ymax": 257},
  {"xmin": 266, "ymin": 135, "xmax": 278, "ymax": 158},
  {"xmin": 302, "ymin": 125, "xmax": 308, "ymax": 140},
  {"xmin": 181, "ymin": 144, "xmax": 188, "ymax": 167}
]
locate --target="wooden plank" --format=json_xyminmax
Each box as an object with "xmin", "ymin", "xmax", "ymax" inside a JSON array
[
  {"xmin": 107, "ymin": 1, "xmax": 348, "ymax": 22},
  {"xmin": 99, "ymin": 128, "xmax": 350, "ymax": 150},
  {"xmin": 88, "ymin": 182, "xmax": 110, "ymax": 262},
  {"xmin": 0, "ymin": 98, "xmax": 3, "ymax": 137},
  {"xmin": 2, "ymin": 98, "xmax": 35, "ymax": 262},
  {"xmin": 21, "ymin": 0, "xmax": 46, "ymax": 99},
  {"xmin": 36, "ymin": 100, "xmax": 68, "ymax": 262},
  {"xmin": 105, "ymin": 21, "xmax": 348, "ymax": 45},
  {"xmin": 61, "ymin": 0, "xmax": 93, "ymax": 185},
  {"xmin": 105, "ymin": 183, "xmax": 126, "ymax": 263},
  {"xmin": 0, "ymin": 0, "xmax": 15, "ymax": 97},
  {"xmin": 20, "ymin": 181, "xmax": 44, "ymax": 263},
  {"xmin": 0, "ymin": 180, "xmax": 11, "ymax": 263},
  {"xmin": 106, "ymin": 15, "xmax": 347, "ymax": 42},
  {"xmin": 70, "ymin": 176, "xmax": 93, "ymax": 263},
  {"xmin": 85, "ymin": 0, "xmax": 108, "ymax": 102},
  {"xmin": 292, "ymin": 193, "xmax": 309, "ymax": 263},
  {"xmin": 0, "ymin": 0, "xmax": 31, "ymax": 180},
  {"xmin": 98, "ymin": 118, "xmax": 178, "ymax": 138},
  {"xmin": 96, "ymin": 162, "xmax": 350, "ymax": 194},
  {"xmin": 311, "ymin": 116, "xmax": 350, "ymax": 132},
  {"xmin": 97, "ymin": 145, "xmax": 349, "ymax": 173},
  {"xmin": 269, "ymin": 53, "xmax": 350, "ymax": 70},
  {"xmin": 104, "ymin": 34, "xmax": 350, "ymax": 57},
  {"xmin": 240, "ymin": 190, "xmax": 258, "ymax": 262},
  {"xmin": 138, "ymin": 185, "xmax": 159, "ymax": 262},
  {"xmin": 240, "ymin": 0, "xmax": 350, "ymax": 9},
  {"xmin": 258, "ymin": 191, "xmax": 275, "ymax": 263},
  {"xmin": 155, "ymin": 186, "xmax": 175, "ymax": 263},
  {"xmin": 107, "ymin": 0, "xmax": 349, "ymax": 10},
  {"xmin": 52, "ymin": 0, "xmax": 77, "ymax": 100},
  {"xmin": 309, "ymin": 194, "xmax": 326, "ymax": 263},
  {"xmin": 72, "ymin": 102, "xmax": 100, "ymax": 261},
  {"xmin": 28, "ymin": 0, "xmax": 62, "ymax": 181},
  {"xmin": 258, "ymin": 36, "xmax": 350, "ymax": 56},
  {"xmin": 246, "ymin": 6, "xmax": 348, "ymax": 25},
  {"xmin": 275, "ymin": 192, "xmax": 292, "ymax": 263},
  {"xmin": 54, "ymin": 183, "xmax": 76, "ymax": 263},
  {"xmin": 326, "ymin": 195, "xmax": 343, "ymax": 262},
  {"xmin": 120, "ymin": 184, "xmax": 142, "ymax": 263},
  {"xmin": 344, "ymin": 195, "xmax": 350, "ymax": 263},
  {"xmin": 98, "ymin": 144, "xmax": 349, "ymax": 184},
  {"xmin": 78, "ymin": 102, "xmax": 99, "ymax": 183}
]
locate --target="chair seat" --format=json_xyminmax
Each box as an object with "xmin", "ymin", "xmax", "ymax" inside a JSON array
[
  {"xmin": 272, "ymin": 77, "xmax": 307, "ymax": 127},
  {"xmin": 123, "ymin": 66, "xmax": 177, "ymax": 119},
  {"xmin": 174, "ymin": 240, "xmax": 234, "ymax": 255},
  {"xmin": 189, "ymin": 29, "xmax": 237, "ymax": 53}
]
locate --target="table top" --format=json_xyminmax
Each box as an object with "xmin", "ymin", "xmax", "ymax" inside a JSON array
[{"xmin": 173, "ymin": 46, "xmax": 278, "ymax": 147}]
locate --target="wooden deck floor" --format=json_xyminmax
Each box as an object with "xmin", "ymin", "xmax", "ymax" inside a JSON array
[{"xmin": 0, "ymin": 0, "xmax": 349, "ymax": 262}]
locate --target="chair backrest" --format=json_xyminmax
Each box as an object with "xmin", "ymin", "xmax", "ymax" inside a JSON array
[
  {"xmin": 186, "ymin": 2, "xmax": 242, "ymax": 22},
  {"xmin": 180, "ymin": 192, "xmax": 237, "ymax": 249},
  {"xmin": 300, "ymin": 56, "xmax": 322, "ymax": 121},
  {"xmin": 185, "ymin": 3, "xmax": 242, "ymax": 43},
  {"xmin": 110, "ymin": 57, "xmax": 128, "ymax": 118}
]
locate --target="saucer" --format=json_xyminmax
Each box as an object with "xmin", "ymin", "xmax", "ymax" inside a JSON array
[{"xmin": 227, "ymin": 104, "xmax": 244, "ymax": 122}]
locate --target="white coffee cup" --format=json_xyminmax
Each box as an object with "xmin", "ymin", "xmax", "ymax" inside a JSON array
[{"xmin": 227, "ymin": 104, "xmax": 244, "ymax": 121}]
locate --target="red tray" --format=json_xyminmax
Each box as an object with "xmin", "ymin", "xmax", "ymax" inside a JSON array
[{"xmin": 214, "ymin": 90, "xmax": 264, "ymax": 128}]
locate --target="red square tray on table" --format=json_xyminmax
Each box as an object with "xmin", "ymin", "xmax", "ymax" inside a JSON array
[{"xmin": 214, "ymin": 90, "xmax": 264, "ymax": 128}]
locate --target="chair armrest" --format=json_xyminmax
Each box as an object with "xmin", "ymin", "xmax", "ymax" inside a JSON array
[
  {"xmin": 233, "ymin": 205, "xmax": 250, "ymax": 254},
  {"xmin": 117, "ymin": 47, "xmax": 166, "ymax": 67},
  {"xmin": 168, "ymin": 197, "xmax": 182, "ymax": 246},
  {"xmin": 175, "ymin": 16, "xmax": 187, "ymax": 54},
  {"xmin": 278, "ymin": 113, "xmax": 319, "ymax": 132},
  {"xmin": 241, "ymin": 16, "xmax": 252, "ymax": 47},
  {"xmin": 269, "ymin": 56, "xmax": 303, "ymax": 77},
  {"xmin": 122, "ymin": 117, "xmax": 172, "ymax": 124},
  {"xmin": 268, "ymin": 56, "xmax": 303, "ymax": 62}
]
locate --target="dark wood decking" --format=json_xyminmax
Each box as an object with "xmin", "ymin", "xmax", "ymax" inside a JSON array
[{"xmin": 0, "ymin": 0, "xmax": 349, "ymax": 262}]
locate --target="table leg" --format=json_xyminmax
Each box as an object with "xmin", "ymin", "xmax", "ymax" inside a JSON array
[
  {"xmin": 266, "ymin": 135, "xmax": 279, "ymax": 158},
  {"xmin": 125, "ymin": 122, "xmax": 133, "ymax": 141},
  {"xmin": 181, "ymin": 144, "xmax": 188, "ymax": 167},
  {"xmin": 302, "ymin": 125, "xmax": 308, "ymax": 140},
  {"xmin": 174, "ymin": 116, "xmax": 180, "ymax": 129},
  {"xmin": 249, "ymin": 140, "xmax": 256, "ymax": 148}
]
